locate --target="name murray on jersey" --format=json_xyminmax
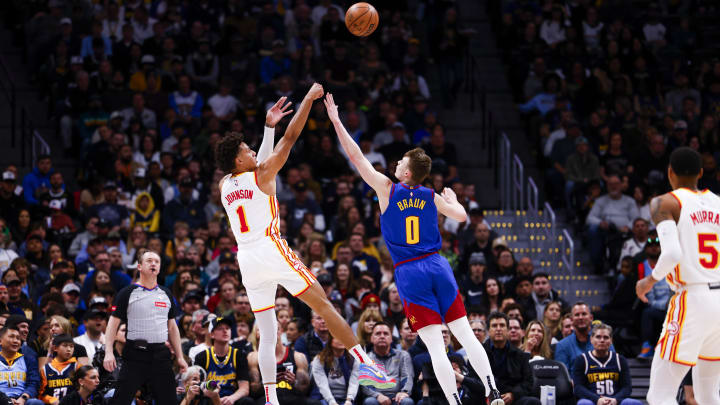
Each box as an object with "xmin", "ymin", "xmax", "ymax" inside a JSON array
[
  {"xmin": 225, "ymin": 189, "xmax": 254, "ymax": 205},
  {"xmin": 690, "ymin": 209, "xmax": 720, "ymax": 226}
]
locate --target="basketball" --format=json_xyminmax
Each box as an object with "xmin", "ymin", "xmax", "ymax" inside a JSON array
[{"xmin": 345, "ymin": 2, "xmax": 379, "ymax": 37}]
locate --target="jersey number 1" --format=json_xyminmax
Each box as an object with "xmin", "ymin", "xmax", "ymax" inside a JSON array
[
  {"xmin": 406, "ymin": 216, "xmax": 419, "ymax": 244},
  {"xmin": 698, "ymin": 233, "xmax": 719, "ymax": 269},
  {"xmin": 236, "ymin": 206, "xmax": 250, "ymax": 233}
]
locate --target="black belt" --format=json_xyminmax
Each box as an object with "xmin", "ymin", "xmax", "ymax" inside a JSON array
[{"xmin": 127, "ymin": 339, "xmax": 166, "ymax": 350}]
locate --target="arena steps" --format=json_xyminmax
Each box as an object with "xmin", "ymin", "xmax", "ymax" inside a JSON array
[{"xmin": 483, "ymin": 210, "xmax": 611, "ymax": 308}]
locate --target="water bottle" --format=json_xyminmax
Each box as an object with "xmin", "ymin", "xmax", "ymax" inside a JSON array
[{"xmin": 540, "ymin": 385, "xmax": 556, "ymax": 405}]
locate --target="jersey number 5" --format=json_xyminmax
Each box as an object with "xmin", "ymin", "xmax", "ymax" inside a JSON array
[
  {"xmin": 698, "ymin": 233, "xmax": 719, "ymax": 269},
  {"xmin": 236, "ymin": 206, "xmax": 250, "ymax": 233},
  {"xmin": 406, "ymin": 216, "xmax": 419, "ymax": 244}
]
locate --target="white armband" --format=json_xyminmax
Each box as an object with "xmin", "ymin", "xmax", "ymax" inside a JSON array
[{"xmin": 651, "ymin": 220, "xmax": 683, "ymax": 281}]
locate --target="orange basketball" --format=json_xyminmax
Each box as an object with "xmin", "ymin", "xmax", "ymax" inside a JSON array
[{"xmin": 345, "ymin": 2, "xmax": 379, "ymax": 37}]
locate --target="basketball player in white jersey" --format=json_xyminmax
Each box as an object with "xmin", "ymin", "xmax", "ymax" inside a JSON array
[
  {"xmin": 636, "ymin": 147, "xmax": 720, "ymax": 404},
  {"xmin": 215, "ymin": 83, "xmax": 395, "ymax": 405}
]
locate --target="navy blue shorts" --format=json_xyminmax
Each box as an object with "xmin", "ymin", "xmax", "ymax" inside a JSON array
[{"xmin": 394, "ymin": 252, "xmax": 465, "ymax": 331}]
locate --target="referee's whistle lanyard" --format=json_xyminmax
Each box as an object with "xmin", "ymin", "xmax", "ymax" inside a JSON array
[{"xmin": 134, "ymin": 282, "xmax": 158, "ymax": 290}]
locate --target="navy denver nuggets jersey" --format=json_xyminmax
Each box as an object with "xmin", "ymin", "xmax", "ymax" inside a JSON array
[
  {"xmin": 574, "ymin": 351, "xmax": 632, "ymax": 399},
  {"xmin": 40, "ymin": 358, "xmax": 77, "ymax": 402},
  {"xmin": 380, "ymin": 183, "xmax": 440, "ymax": 265},
  {"xmin": 202, "ymin": 347, "xmax": 241, "ymax": 397}
]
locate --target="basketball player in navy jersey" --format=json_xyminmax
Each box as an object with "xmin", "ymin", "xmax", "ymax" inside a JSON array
[{"xmin": 324, "ymin": 94, "xmax": 504, "ymax": 405}]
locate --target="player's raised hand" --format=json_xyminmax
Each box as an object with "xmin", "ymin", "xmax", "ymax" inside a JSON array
[
  {"xmin": 323, "ymin": 93, "xmax": 340, "ymax": 123},
  {"xmin": 307, "ymin": 83, "xmax": 324, "ymax": 100},
  {"xmin": 266, "ymin": 96, "xmax": 293, "ymax": 127},
  {"xmin": 441, "ymin": 187, "xmax": 458, "ymax": 204}
]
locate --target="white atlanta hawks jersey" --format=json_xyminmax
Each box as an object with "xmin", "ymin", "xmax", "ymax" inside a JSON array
[{"xmin": 220, "ymin": 171, "xmax": 280, "ymax": 245}]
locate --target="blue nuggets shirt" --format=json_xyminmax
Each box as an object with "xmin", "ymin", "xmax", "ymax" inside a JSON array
[
  {"xmin": 380, "ymin": 183, "xmax": 464, "ymax": 330},
  {"xmin": 380, "ymin": 183, "xmax": 441, "ymax": 265}
]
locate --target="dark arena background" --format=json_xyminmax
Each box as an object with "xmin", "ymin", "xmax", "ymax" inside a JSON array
[{"xmin": 1, "ymin": 1, "xmax": 718, "ymax": 404}]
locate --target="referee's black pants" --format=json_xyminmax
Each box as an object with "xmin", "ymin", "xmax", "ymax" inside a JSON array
[{"xmin": 112, "ymin": 342, "xmax": 177, "ymax": 405}]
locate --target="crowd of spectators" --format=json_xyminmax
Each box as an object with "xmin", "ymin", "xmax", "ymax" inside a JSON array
[
  {"xmin": 495, "ymin": 0, "xmax": 720, "ymax": 277},
  {"xmin": 0, "ymin": 0, "xmax": 698, "ymax": 404}
]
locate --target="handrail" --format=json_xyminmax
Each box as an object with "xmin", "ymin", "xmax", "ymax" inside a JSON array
[
  {"xmin": 561, "ymin": 228, "xmax": 575, "ymax": 273},
  {"xmin": 527, "ymin": 177, "xmax": 538, "ymax": 215},
  {"xmin": 512, "ymin": 155, "xmax": 524, "ymax": 211},
  {"xmin": 31, "ymin": 129, "xmax": 50, "ymax": 164}
]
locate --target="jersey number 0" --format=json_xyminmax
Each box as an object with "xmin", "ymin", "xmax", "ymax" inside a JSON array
[{"xmin": 406, "ymin": 216, "xmax": 419, "ymax": 244}]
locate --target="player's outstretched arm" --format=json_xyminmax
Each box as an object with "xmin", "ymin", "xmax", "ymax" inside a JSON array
[
  {"xmin": 324, "ymin": 93, "xmax": 392, "ymax": 197},
  {"xmin": 257, "ymin": 96, "xmax": 293, "ymax": 163},
  {"xmin": 258, "ymin": 83, "xmax": 324, "ymax": 183},
  {"xmin": 435, "ymin": 187, "xmax": 467, "ymax": 222},
  {"xmin": 637, "ymin": 193, "xmax": 682, "ymax": 302}
]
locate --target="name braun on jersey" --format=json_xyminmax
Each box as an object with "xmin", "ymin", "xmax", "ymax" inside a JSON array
[
  {"xmin": 690, "ymin": 209, "xmax": 720, "ymax": 226},
  {"xmin": 396, "ymin": 198, "xmax": 426, "ymax": 211},
  {"xmin": 225, "ymin": 189, "xmax": 254, "ymax": 205}
]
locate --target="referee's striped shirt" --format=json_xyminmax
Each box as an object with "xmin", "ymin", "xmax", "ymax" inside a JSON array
[{"xmin": 111, "ymin": 283, "xmax": 179, "ymax": 344}]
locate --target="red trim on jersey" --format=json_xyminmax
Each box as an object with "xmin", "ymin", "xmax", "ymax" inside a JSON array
[
  {"xmin": 389, "ymin": 183, "xmax": 396, "ymax": 199},
  {"xmin": 352, "ymin": 348, "xmax": 366, "ymax": 364},
  {"xmin": 444, "ymin": 293, "xmax": 467, "ymax": 323},
  {"xmin": 393, "ymin": 251, "xmax": 438, "ymax": 268},
  {"xmin": 399, "ymin": 183, "xmax": 419, "ymax": 190},
  {"xmin": 254, "ymin": 171, "xmax": 259, "ymax": 186},
  {"xmin": 669, "ymin": 191, "xmax": 682, "ymax": 210}
]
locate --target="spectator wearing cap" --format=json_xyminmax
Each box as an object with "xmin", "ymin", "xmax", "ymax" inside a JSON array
[
  {"xmin": 564, "ymin": 136, "xmax": 600, "ymax": 220},
  {"xmin": 128, "ymin": 166, "xmax": 165, "ymax": 211},
  {"xmin": 459, "ymin": 252, "xmax": 488, "ymax": 308},
  {"xmin": 378, "ymin": 121, "xmax": 412, "ymax": 164},
  {"xmin": 61, "ymin": 283, "xmax": 85, "ymax": 322},
  {"xmin": 22, "ymin": 154, "xmax": 53, "ymax": 205},
  {"xmin": 74, "ymin": 309, "xmax": 107, "ymax": 361},
  {"xmin": 180, "ymin": 290, "xmax": 204, "ymax": 319},
  {"xmin": 46, "ymin": 199, "xmax": 77, "ymax": 241},
  {"xmin": 0, "ymin": 170, "xmax": 25, "ymax": 215},
  {"xmin": 194, "ymin": 317, "xmax": 253, "ymax": 405},
  {"xmin": 0, "ymin": 324, "xmax": 43, "ymax": 405},
  {"xmin": 183, "ymin": 309, "xmax": 210, "ymax": 357},
  {"xmin": 161, "ymin": 177, "xmax": 205, "ymax": 237},
  {"xmin": 189, "ymin": 312, "xmax": 215, "ymax": 362},
  {"xmin": 260, "ymin": 40, "xmax": 292, "ymax": 84},
  {"xmin": 87, "ymin": 181, "xmax": 130, "ymax": 232},
  {"xmin": 129, "ymin": 55, "xmax": 160, "ymax": 93},
  {"xmin": 2, "ymin": 271, "xmax": 34, "ymax": 319},
  {"xmin": 668, "ymin": 119, "xmax": 689, "ymax": 151},
  {"xmin": 169, "ymin": 75, "xmax": 204, "ymax": 124},
  {"xmin": 120, "ymin": 93, "xmax": 157, "ymax": 130}
]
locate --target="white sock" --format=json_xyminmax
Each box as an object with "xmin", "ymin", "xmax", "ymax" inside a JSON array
[
  {"xmin": 416, "ymin": 324, "xmax": 460, "ymax": 402},
  {"xmin": 349, "ymin": 344, "xmax": 373, "ymax": 365},
  {"xmin": 448, "ymin": 316, "xmax": 497, "ymax": 394},
  {"xmin": 255, "ymin": 309, "xmax": 280, "ymax": 405}
]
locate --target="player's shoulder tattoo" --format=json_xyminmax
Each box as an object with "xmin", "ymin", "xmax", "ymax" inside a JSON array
[{"xmin": 650, "ymin": 193, "xmax": 679, "ymax": 224}]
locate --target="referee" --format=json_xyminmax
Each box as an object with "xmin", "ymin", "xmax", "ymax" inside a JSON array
[{"xmin": 103, "ymin": 250, "xmax": 188, "ymax": 405}]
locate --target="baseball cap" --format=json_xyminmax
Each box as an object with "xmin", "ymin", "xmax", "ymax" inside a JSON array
[
  {"xmin": 49, "ymin": 200, "xmax": 63, "ymax": 210},
  {"xmin": 62, "ymin": 283, "xmax": 81, "ymax": 295},
  {"xmin": 360, "ymin": 292, "xmax": 381, "ymax": 310},
  {"xmin": 2, "ymin": 171, "xmax": 15, "ymax": 181},
  {"xmin": 219, "ymin": 251, "xmax": 235, "ymax": 264},
  {"xmin": 140, "ymin": 55, "xmax": 155, "ymax": 64},
  {"xmin": 183, "ymin": 289, "xmax": 204, "ymax": 304},
  {"xmin": 70, "ymin": 56, "xmax": 83, "ymax": 65},
  {"xmin": 103, "ymin": 180, "xmax": 117, "ymax": 190},
  {"xmin": 293, "ymin": 181, "xmax": 307, "ymax": 192},
  {"xmin": 469, "ymin": 252, "xmax": 486, "ymax": 266},
  {"xmin": 60, "ymin": 17, "xmax": 72, "ymax": 25},
  {"xmin": 97, "ymin": 218, "xmax": 110, "ymax": 228},
  {"xmin": 134, "ymin": 167, "xmax": 147, "ymax": 178},
  {"xmin": 674, "ymin": 120, "xmax": 688, "ymax": 130},
  {"xmin": 575, "ymin": 136, "xmax": 589, "ymax": 145},
  {"xmin": 110, "ymin": 111, "xmax": 123, "ymax": 120},
  {"xmin": 3, "ymin": 273, "xmax": 20, "ymax": 286},
  {"xmin": 52, "ymin": 334, "xmax": 74, "ymax": 346},
  {"xmin": 84, "ymin": 309, "xmax": 108, "ymax": 320},
  {"xmin": 202, "ymin": 313, "xmax": 217, "ymax": 327},
  {"xmin": 209, "ymin": 317, "xmax": 233, "ymax": 334},
  {"xmin": 192, "ymin": 309, "xmax": 210, "ymax": 324},
  {"xmin": 89, "ymin": 296, "xmax": 109, "ymax": 308},
  {"xmin": 179, "ymin": 177, "xmax": 194, "ymax": 188},
  {"xmin": 391, "ymin": 122, "xmax": 405, "ymax": 129},
  {"xmin": 272, "ymin": 39, "xmax": 285, "ymax": 48},
  {"xmin": 6, "ymin": 314, "xmax": 30, "ymax": 327},
  {"xmin": 492, "ymin": 237, "xmax": 508, "ymax": 250}
]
